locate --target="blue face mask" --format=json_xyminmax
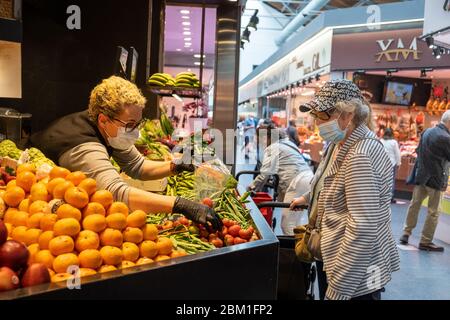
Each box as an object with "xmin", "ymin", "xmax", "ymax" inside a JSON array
[{"xmin": 318, "ymin": 114, "xmax": 348, "ymax": 143}]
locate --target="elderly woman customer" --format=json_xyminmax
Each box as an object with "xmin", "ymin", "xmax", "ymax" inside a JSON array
[{"xmin": 290, "ymin": 79, "xmax": 400, "ymax": 300}]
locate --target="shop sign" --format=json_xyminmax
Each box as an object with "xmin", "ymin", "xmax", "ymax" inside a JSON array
[{"xmin": 331, "ymin": 28, "xmax": 450, "ymax": 71}]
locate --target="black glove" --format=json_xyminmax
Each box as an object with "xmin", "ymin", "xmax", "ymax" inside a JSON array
[
  {"xmin": 171, "ymin": 160, "xmax": 195, "ymax": 174},
  {"xmin": 173, "ymin": 197, "xmax": 223, "ymax": 231}
]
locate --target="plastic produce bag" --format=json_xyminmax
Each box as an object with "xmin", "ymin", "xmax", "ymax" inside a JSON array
[{"xmin": 193, "ymin": 159, "xmax": 237, "ymax": 201}]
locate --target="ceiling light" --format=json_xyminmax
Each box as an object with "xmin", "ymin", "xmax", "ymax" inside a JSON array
[
  {"xmin": 176, "ymin": 49, "xmax": 181, "ymax": 52},
  {"xmin": 184, "ymin": 44, "xmax": 191, "ymax": 47},
  {"xmin": 182, "ymin": 16, "xmax": 190, "ymax": 20},
  {"xmin": 433, "ymin": 47, "xmax": 443, "ymax": 59},
  {"xmin": 183, "ymin": 31, "xmax": 191, "ymax": 35},
  {"xmin": 190, "ymin": 49, "xmax": 194, "ymax": 52},
  {"xmin": 242, "ymin": 27, "xmax": 250, "ymax": 43},
  {"xmin": 315, "ymin": 74, "xmax": 321, "ymax": 81},
  {"xmin": 302, "ymin": 79, "xmax": 307, "ymax": 86},
  {"xmin": 194, "ymin": 54, "xmax": 206, "ymax": 58},
  {"xmin": 426, "ymin": 36, "xmax": 435, "ymax": 49},
  {"xmin": 308, "ymin": 77, "xmax": 313, "ymax": 84},
  {"xmin": 184, "ymin": 37, "xmax": 192, "ymax": 41},
  {"xmin": 172, "ymin": 94, "xmax": 183, "ymax": 102},
  {"xmin": 420, "ymin": 69, "xmax": 427, "ymax": 78},
  {"xmin": 185, "ymin": 42, "xmax": 192, "ymax": 46},
  {"xmin": 247, "ymin": 10, "xmax": 259, "ymax": 31},
  {"xmin": 182, "ymin": 22, "xmax": 191, "ymax": 26},
  {"xmin": 194, "ymin": 62, "xmax": 205, "ymax": 66},
  {"xmin": 183, "ymin": 28, "xmax": 190, "ymax": 31},
  {"xmin": 180, "ymin": 10, "xmax": 190, "ymax": 14}
]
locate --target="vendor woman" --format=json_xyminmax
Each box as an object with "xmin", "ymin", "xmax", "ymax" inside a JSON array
[{"xmin": 31, "ymin": 76, "xmax": 222, "ymax": 230}]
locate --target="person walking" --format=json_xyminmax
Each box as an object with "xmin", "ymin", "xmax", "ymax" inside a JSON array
[
  {"xmin": 381, "ymin": 128, "xmax": 401, "ymax": 203},
  {"xmin": 400, "ymin": 110, "xmax": 450, "ymax": 251},
  {"xmin": 287, "ymin": 119, "xmax": 301, "ymax": 147}
]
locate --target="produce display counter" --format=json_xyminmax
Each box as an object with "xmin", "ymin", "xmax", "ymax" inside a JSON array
[{"xmin": 0, "ymin": 186, "xmax": 279, "ymax": 300}]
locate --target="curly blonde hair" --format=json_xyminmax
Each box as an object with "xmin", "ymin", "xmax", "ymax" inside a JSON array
[{"xmin": 88, "ymin": 76, "xmax": 146, "ymax": 122}]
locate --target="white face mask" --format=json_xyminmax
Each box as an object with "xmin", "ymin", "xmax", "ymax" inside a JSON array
[{"xmin": 106, "ymin": 126, "xmax": 139, "ymax": 150}]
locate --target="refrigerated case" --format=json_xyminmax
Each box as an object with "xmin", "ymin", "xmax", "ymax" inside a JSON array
[{"xmin": 0, "ymin": 186, "xmax": 279, "ymax": 300}]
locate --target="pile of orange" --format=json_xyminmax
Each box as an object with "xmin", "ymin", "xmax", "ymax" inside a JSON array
[{"xmin": 2, "ymin": 164, "xmax": 186, "ymax": 283}]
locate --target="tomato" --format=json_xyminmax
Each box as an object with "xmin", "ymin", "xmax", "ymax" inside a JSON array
[
  {"xmin": 202, "ymin": 198, "xmax": 214, "ymax": 208},
  {"xmin": 234, "ymin": 237, "xmax": 247, "ymax": 244},
  {"xmin": 211, "ymin": 238, "xmax": 223, "ymax": 248},
  {"xmin": 228, "ymin": 225, "xmax": 241, "ymax": 237},
  {"xmin": 224, "ymin": 235, "xmax": 234, "ymax": 246},
  {"xmin": 162, "ymin": 220, "xmax": 174, "ymax": 230},
  {"xmin": 239, "ymin": 229, "xmax": 252, "ymax": 240},
  {"xmin": 208, "ymin": 233, "xmax": 218, "ymax": 242},
  {"xmin": 179, "ymin": 217, "xmax": 190, "ymax": 226},
  {"xmin": 218, "ymin": 226, "xmax": 228, "ymax": 238}
]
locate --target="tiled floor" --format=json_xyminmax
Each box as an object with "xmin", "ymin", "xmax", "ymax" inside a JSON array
[{"xmin": 235, "ymin": 146, "xmax": 450, "ymax": 300}]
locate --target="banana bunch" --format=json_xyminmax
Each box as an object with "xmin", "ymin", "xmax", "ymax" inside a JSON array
[
  {"xmin": 147, "ymin": 73, "xmax": 176, "ymax": 87},
  {"xmin": 0, "ymin": 139, "xmax": 23, "ymax": 160},
  {"xmin": 28, "ymin": 147, "xmax": 55, "ymax": 167},
  {"xmin": 159, "ymin": 107, "xmax": 174, "ymax": 137},
  {"xmin": 175, "ymin": 72, "xmax": 200, "ymax": 88}
]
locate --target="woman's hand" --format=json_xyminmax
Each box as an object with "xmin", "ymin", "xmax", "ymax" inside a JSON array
[{"xmin": 290, "ymin": 196, "xmax": 306, "ymax": 210}]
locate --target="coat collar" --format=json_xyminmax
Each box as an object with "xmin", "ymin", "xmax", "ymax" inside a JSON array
[
  {"xmin": 326, "ymin": 124, "xmax": 373, "ymax": 178},
  {"xmin": 437, "ymin": 123, "xmax": 450, "ymax": 135}
]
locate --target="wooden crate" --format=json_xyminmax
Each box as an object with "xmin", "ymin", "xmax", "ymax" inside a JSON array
[{"xmin": 0, "ymin": 0, "xmax": 14, "ymax": 19}]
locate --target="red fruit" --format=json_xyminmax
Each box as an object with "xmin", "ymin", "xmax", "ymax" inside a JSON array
[
  {"xmin": 224, "ymin": 235, "xmax": 234, "ymax": 246},
  {"xmin": 200, "ymin": 230, "xmax": 209, "ymax": 239},
  {"xmin": 202, "ymin": 198, "xmax": 214, "ymax": 208},
  {"xmin": 0, "ymin": 180, "xmax": 5, "ymax": 187},
  {"xmin": 218, "ymin": 226, "xmax": 228, "ymax": 238},
  {"xmin": 0, "ymin": 240, "xmax": 29, "ymax": 271},
  {"xmin": 208, "ymin": 233, "xmax": 218, "ymax": 242},
  {"xmin": 228, "ymin": 225, "xmax": 241, "ymax": 238},
  {"xmin": 234, "ymin": 237, "xmax": 247, "ymax": 244},
  {"xmin": 211, "ymin": 238, "xmax": 223, "ymax": 248},
  {"xmin": 173, "ymin": 221, "xmax": 181, "ymax": 227},
  {"xmin": 0, "ymin": 220, "xmax": 7, "ymax": 245},
  {"xmin": 0, "ymin": 267, "xmax": 20, "ymax": 292},
  {"xmin": 239, "ymin": 228, "xmax": 253, "ymax": 240},
  {"xmin": 222, "ymin": 219, "xmax": 233, "ymax": 228},
  {"xmin": 179, "ymin": 217, "xmax": 189, "ymax": 226},
  {"xmin": 21, "ymin": 263, "xmax": 51, "ymax": 287}
]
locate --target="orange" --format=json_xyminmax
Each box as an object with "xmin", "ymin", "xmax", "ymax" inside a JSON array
[
  {"xmin": 52, "ymin": 180, "xmax": 75, "ymax": 199},
  {"xmin": 121, "ymin": 242, "xmax": 139, "ymax": 262},
  {"xmin": 3, "ymin": 186, "xmax": 26, "ymax": 207},
  {"xmin": 6, "ymin": 180, "xmax": 17, "ymax": 190},
  {"xmin": 79, "ymin": 268, "xmax": 97, "ymax": 277},
  {"xmin": 11, "ymin": 226, "xmax": 28, "ymax": 244},
  {"xmin": 136, "ymin": 257, "xmax": 154, "ymax": 265},
  {"xmin": 30, "ymin": 182, "xmax": 48, "ymax": 203},
  {"xmin": 100, "ymin": 246, "xmax": 123, "ymax": 266},
  {"xmin": 142, "ymin": 224, "xmax": 158, "ymax": 241},
  {"xmin": 98, "ymin": 265, "xmax": 117, "ymax": 274},
  {"xmin": 100, "ymin": 228, "xmax": 123, "ymax": 247},
  {"xmin": 16, "ymin": 163, "xmax": 36, "ymax": 175},
  {"xmin": 53, "ymin": 253, "xmax": 79, "ymax": 274},
  {"xmin": 90, "ymin": 190, "xmax": 113, "ymax": 210},
  {"xmin": 78, "ymin": 178, "xmax": 97, "ymax": 196},
  {"xmin": 51, "ymin": 273, "xmax": 74, "ymax": 283},
  {"xmin": 139, "ymin": 240, "xmax": 158, "ymax": 259},
  {"xmin": 106, "ymin": 213, "xmax": 127, "ymax": 230},
  {"xmin": 56, "ymin": 204, "xmax": 82, "ymax": 221},
  {"xmin": 155, "ymin": 255, "xmax": 171, "ymax": 262},
  {"xmin": 38, "ymin": 230, "xmax": 54, "ymax": 249},
  {"xmin": 18, "ymin": 199, "xmax": 30, "ymax": 212},
  {"xmin": 49, "ymin": 235, "xmax": 75, "ymax": 256},
  {"xmin": 53, "ymin": 218, "xmax": 80, "ymax": 237},
  {"xmin": 171, "ymin": 249, "xmax": 187, "ymax": 258},
  {"xmin": 126, "ymin": 210, "xmax": 147, "ymax": 228},
  {"xmin": 34, "ymin": 250, "xmax": 55, "ymax": 269},
  {"xmin": 26, "ymin": 212, "xmax": 44, "ymax": 228},
  {"xmin": 11, "ymin": 211, "xmax": 29, "ymax": 227},
  {"xmin": 24, "ymin": 228, "xmax": 42, "ymax": 246},
  {"xmin": 65, "ymin": 171, "xmax": 87, "ymax": 186},
  {"xmin": 0, "ymin": 190, "xmax": 4, "ymax": 199},
  {"xmin": 82, "ymin": 214, "xmax": 107, "ymax": 233},
  {"xmin": 4, "ymin": 223, "xmax": 13, "ymax": 237},
  {"xmin": 75, "ymin": 230, "xmax": 100, "ymax": 252},
  {"xmin": 28, "ymin": 200, "xmax": 48, "ymax": 215},
  {"xmin": 64, "ymin": 187, "xmax": 89, "ymax": 209},
  {"xmin": 27, "ymin": 243, "xmax": 40, "ymax": 264},
  {"xmin": 156, "ymin": 237, "xmax": 173, "ymax": 256},
  {"xmin": 49, "ymin": 167, "xmax": 71, "ymax": 180},
  {"xmin": 16, "ymin": 171, "xmax": 37, "ymax": 192},
  {"xmin": 123, "ymin": 227, "xmax": 143, "ymax": 244},
  {"xmin": 82, "ymin": 202, "xmax": 106, "ymax": 218},
  {"xmin": 107, "ymin": 202, "xmax": 129, "ymax": 217},
  {"xmin": 46, "ymin": 177, "xmax": 66, "ymax": 194},
  {"xmin": 78, "ymin": 249, "xmax": 103, "ymax": 269},
  {"xmin": 3, "ymin": 208, "xmax": 18, "ymax": 224},
  {"xmin": 40, "ymin": 214, "xmax": 58, "ymax": 231},
  {"xmin": 120, "ymin": 261, "xmax": 135, "ymax": 269}
]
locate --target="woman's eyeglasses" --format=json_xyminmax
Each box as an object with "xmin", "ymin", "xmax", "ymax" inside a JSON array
[
  {"xmin": 111, "ymin": 118, "xmax": 145, "ymax": 133},
  {"xmin": 309, "ymin": 108, "xmax": 336, "ymax": 121}
]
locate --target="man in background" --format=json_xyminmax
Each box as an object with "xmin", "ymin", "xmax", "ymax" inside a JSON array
[{"xmin": 286, "ymin": 119, "xmax": 301, "ymax": 147}]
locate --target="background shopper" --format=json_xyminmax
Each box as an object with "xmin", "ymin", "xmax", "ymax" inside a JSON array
[
  {"xmin": 381, "ymin": 128, "xmax": 402, "ymax": 203},
  {"xmin": 400, "ymin": 110, "xmax": 450, "ymax": 251},
  {"xmin": 290, "ymin": 80, "xmax": 400, "ymax": 300},
  {"xmin": 287, "ymin": 119, "xmax": 301, "ymax": 147},
  {"xmin": 243, "ymin": 115, "xmax": 256, "ymax": 160}
]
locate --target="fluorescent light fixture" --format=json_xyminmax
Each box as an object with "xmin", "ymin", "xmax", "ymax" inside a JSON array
[
  {"xmin": 187, "ymin": 68, "xmax": 192, "ymax": 72},
  {"xmin": 180, "ymin": 9, "xmax": 190, "ymax": 14},
  {"xmin": 182, "ymin": 16, "xmax": 189, "ymax": 20},
  {"xmin": 184, "ymin": 37, "xmax": 192, "ymax": 41},
  {"xmin": 182, "ymin": 22, "xmax": 191, "ymax": 26},
  {"xmin": 185, "ymin": 42, "xmax": 192, "ymax": 46},
  {"xmin": 172, "ymin": 94, "xmax": 183, "ymax": 102},
  {"xmin": 183, "ymin": 27, "xmax": 190, "ymax": 31},
  {"xmin": 176, "ymin": 48, "xmax": 182, "ymax": 51},
  {"xmin": 183, "ymin": 31, "xmax": 191, "ymax": 35},
  {"xmin": 194, "ymin": 54, "xmax": 206, "ymax": 58},
  {"xmin": 184, "ymin": 44, "xmax": 191, "ymax": 47},
  {"xmin": 190, "ymin": 49, "xmax": 194, "ymax": 52},
  {"xmin": 194, "ymin": 62, "xmax": 205, "ymax": 66}
]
